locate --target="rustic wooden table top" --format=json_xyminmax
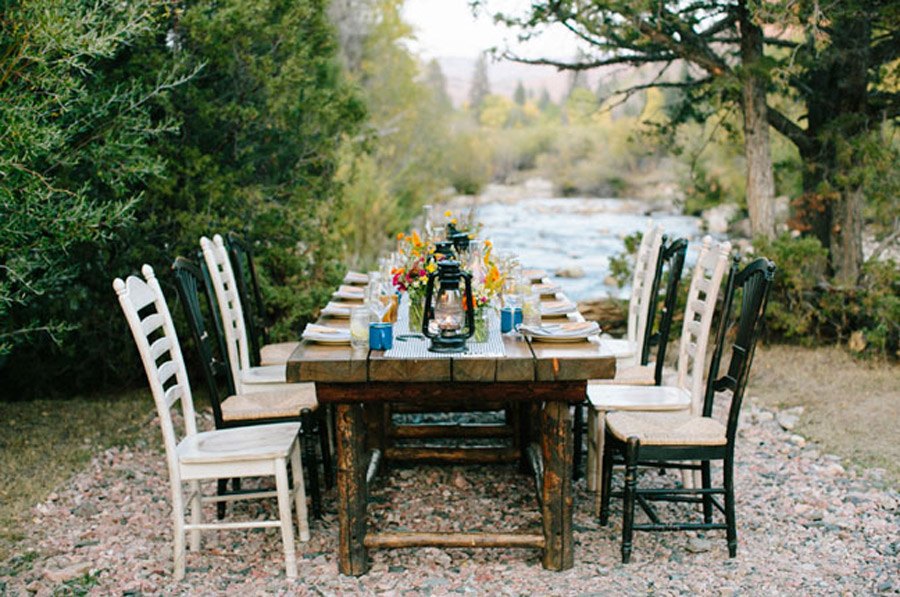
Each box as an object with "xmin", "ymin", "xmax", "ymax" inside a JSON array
[{"xmin": 286, "ymin": 283, "xmax": 615, "ymax": 385}]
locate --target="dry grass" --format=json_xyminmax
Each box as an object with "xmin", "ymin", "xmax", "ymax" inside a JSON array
[
  {"xmin": 749, "ymin": 344, "xmax": 900, "ymax": 483},
  {"xmin": 0, "ymin": 388, "xmax": 155, "ymax": 561}
]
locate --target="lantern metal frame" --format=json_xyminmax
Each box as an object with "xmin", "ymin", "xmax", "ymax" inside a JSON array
[{"xmin": 421, "ymin": 260, "xmax": 475, "ymax": 353}]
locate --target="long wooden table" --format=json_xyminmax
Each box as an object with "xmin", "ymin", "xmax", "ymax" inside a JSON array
[{"xmin": 286, "ymin": 293, "xmax": 615, "ymax": 576}]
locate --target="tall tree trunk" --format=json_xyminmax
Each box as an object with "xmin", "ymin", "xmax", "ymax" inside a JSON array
[
  {"xmin": 738, "ymin": 0, "xmax": 776, "ymax": 239},
  {"xmin": 797, "ymin": 11, "xmax": 870, "ymax": 285}
]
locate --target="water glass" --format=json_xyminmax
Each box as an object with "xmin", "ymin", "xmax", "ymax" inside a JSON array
[
  {"xmin": 522, "ymin": 294, "xmax": 541, "ymax": 327},
  {"xmin": 350, "ymin": 307, "xmax": 370, "ymax": 350}
]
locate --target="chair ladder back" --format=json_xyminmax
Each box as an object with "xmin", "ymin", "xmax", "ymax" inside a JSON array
[
  {"xmin": 675, "ymin": 237, "xmax": 732, "ymax": 414},
  {"xmin": 627, "ymin": 223, "xmax": 664, "ymax": 347},
  {"xmin": 172, "ymin": 257, "xmax": 235, "ymax": 429},
  {"xmin": 114, "ymin": 265, "xmax": 199, "ymax": 463},
  {"xmin": 227, "ymin": 232, "xmax": 269, "ymax": 367},
  {"xmin": 201, "ymin": 235, "xmax": 252, "ymax": 393},
  {"xmin": 650, "ymin": 237, "xmax": 689, "ymax": 384},
  {"xmin": 703, "ymin": 258, "xmax": 776, "ymax": 440}
]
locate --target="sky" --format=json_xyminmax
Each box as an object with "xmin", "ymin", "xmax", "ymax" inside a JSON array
[{"xmin": 402, "ymin": 0, "xmax": 581, "ymax": 60}]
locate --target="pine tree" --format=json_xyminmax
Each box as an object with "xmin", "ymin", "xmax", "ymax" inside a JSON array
[
  {"xmin": 468, "ymin": 54, "xmax": 491, "ymax": 114},
  {"xmin": 513, "ymin": 80, "xmax": 527, "ymax": 105}
]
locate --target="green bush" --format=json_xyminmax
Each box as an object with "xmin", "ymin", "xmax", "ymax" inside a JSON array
[{"xmin": 0, "ymin": 0, "xmax": 365, "ymax": 397}]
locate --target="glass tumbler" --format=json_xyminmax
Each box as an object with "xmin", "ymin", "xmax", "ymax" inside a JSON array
[
  {"xmin": 522, "ymin": 294, "xmax": 542, "ymax": 328},
  {"xmin": 350, "ymin": 306, "xmax": 370, "ymax": 350}
]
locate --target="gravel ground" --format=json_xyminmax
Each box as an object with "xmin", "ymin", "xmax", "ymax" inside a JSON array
[{"xmin": 1, "ymin": 400, "xmax": 897, "ymax": 595}]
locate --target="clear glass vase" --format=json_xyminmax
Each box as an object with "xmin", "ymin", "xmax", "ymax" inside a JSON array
[
  {"xmin": 473, "ymin": 307, "xmax": 491, "ymax": 343},
  {"xmin": 407, "ymin": 294, "xmax": 425, "ymax": 334}
]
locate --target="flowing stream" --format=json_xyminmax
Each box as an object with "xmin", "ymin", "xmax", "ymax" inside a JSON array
[{"xmin": 469, "ymin": 196, "xmax": 702, "ymax": 301}]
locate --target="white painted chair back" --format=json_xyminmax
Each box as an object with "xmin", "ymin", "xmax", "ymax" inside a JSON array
[
  {"xmin": 113, "ymin": 265, "xmax": 197, "ymax": 487},
  {"xmin": 674, "ymin": 236, "xmax": 733, "ymax": 415},
  {"xmin": 626, "ymin": 223, "xmax": 665, "ymax": 351},
  {"xmin": 201, "ymin": 234, "xmax": 254, "ymax": 394}
]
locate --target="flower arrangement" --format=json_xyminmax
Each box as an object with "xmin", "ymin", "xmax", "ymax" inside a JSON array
[{"xmin": 391, "ymin": 230, "xmax": 437, "ymax": 297}]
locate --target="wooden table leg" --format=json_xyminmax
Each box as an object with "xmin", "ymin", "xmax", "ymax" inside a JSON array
[
  {"xmin": 540, "ymin": 400, "xmax": 574, "ymax": 571},
  {"xmin": 336, "ymin": 403, "xmax": 368, "ymax": 576}
]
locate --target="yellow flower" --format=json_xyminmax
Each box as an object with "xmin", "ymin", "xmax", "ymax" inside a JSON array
[
  {"xmin": 450, "ymin": 218, "xmax": 458, "ymax": 225},
  {"xmin": 444, "ymin": 210, "xmax": 452, "ymax": 218},
  {"xmin": 484, "ymin": 240, "xmax": 492, "ymax": 247},
  {"xmin": 426, "ymin": 262, "xmax": 437, "ymax": 273}
]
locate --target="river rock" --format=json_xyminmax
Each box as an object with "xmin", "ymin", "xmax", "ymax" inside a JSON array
[
  {"xmin": 43, "ymin": 562, "xmax": 91, "ymax": 583},
  {"xmin": 556, "ymin": 266, "xmax": 585, "ymax": 278},
  {"xmin": 702, "ymin": 204, "xmax": 740, "ymax": 235}
]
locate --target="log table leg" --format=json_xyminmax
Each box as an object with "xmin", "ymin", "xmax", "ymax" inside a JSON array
[
  {"xmin": 540, "ymin": 400, "xmax": 574, "ymax": 571},
  {"xmin": 336, "ymin": 403, "xmax": 368, "ymax": 576}
]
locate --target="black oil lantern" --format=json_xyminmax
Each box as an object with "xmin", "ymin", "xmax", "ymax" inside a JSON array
[
  {"xmin": 432, "ymin": 241, "xmax": 456, "ymax": 261},
  {"xmin": 446, "ymin": 222, "xmax": 471, "ymax": 254},
  {"xmin": 421, "ymin": 260, "xmax": 475, "ymax": 353}
]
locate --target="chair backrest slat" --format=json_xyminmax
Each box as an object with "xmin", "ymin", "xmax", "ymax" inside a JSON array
[
  {"xmin": 141, "ymin": 313, "xmax": 165, "ymax": 337},
  {"xmin": 114, "ymin": 265, "xmax": 199, "ymax": 472},
  {"xmin": 201, "ymin": 235, "xmax": 253, "ymax": 394},
  {"xmin": 675, "ymin": 237, "xmax": 732, "ymax": 414}
]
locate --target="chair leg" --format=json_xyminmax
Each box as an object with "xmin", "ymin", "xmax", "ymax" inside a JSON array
[
  {"xmin": 290, "ymin": 441, "xmax": 311, "ymax": 542},
  {"xmin": 572, "ymin": 402, "xmax": 584, "ymax": 481},
  {"xmin": 319, "ymin": 407, "xmax": 334, "ymax": 490},
  {"xmin": 589, "ymin": 409, "xmax": 606, "ymax": 497},
  {"xmin": 172, "ymin": 484, "xmax": 187, "ymax": 580},
  {"xmin": 701, "ymin": 460, "xmax": 713, "ymax": 524},
  {"xmin": 274, "ymin": 457, "xmax": 298, "ymax": 579},
  {"xmin": 301, "ymin": 409, "xmax": 322, "ymax": 519},
  {"xmin": 724, "ymin": 456, "xmax": 737, "ymax": 557},
  {"xmin": 621, "ymin": 437, "xmax": 639, "ymax": 564},
  {"xmin": 216, "ymin": 479, "xmax": 228, "ymax": 519},
  {"xmin": 599, "ymin": 432, "xmax": 614, "ymax": 525},
  {"xmin": 189, "ymin": 480, "xmax": 201, "ymax": 552}
]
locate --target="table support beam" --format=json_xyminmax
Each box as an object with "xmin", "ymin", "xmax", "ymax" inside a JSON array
[
  {"xmin": 541, "ymin": 400, "xmax": 574, "ymax": 571},
  {"xmin": 336, "ymin": 403, "xmax": 368, "ymax": 576}
]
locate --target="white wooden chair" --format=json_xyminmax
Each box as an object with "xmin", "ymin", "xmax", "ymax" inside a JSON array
[
  {"xmin": 598, "ymin": 223, "xmax": 665, "ymax": 368},
  {"xmin": 114, "ymin": 265, "xmax": 309, "ymax": 580},
  {"xmin": 586, "ymin": 237, "xmax": 733, "ymax": 504},
  {"xmin": 201, "ymin": 234, "xmax": 310, "ymax": 395}
]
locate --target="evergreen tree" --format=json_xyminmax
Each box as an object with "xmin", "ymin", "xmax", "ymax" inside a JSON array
[
  {"xmin": 513, "ymin": 80, "xmax": 527, "ymax": 105},
  {"xmin": 425, "ymin": 58, "xmax": 453, "ymax": 112},
  {"xmin": 468, "ymin": 53, "xmax": 491, "ymax": 114}
]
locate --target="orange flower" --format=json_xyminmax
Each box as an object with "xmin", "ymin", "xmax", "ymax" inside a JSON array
[{"xmin": 396, "ymin": 232, "xmax": 404, "ymax": 240}]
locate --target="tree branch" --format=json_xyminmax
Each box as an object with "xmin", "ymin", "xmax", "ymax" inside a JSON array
[
  {"xmin": 501, "ymin": 51, "xmax": 677, "ymax": 71},
  {"xmin": 766, "ymin": 107, "xmax": 810, "ymax": 152}
]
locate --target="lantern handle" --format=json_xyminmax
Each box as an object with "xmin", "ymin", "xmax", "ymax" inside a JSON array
[
  {"xmin": 422, "ymin": 270, "xmax": 438, "ymax": 338},
  {"xmin": 461, "ymin": 271, "xmax": 476, "ymax": 340}
]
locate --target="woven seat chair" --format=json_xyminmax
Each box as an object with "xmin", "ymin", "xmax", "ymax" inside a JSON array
[
  {"xmin": 586, "ymin": 237, "xmax": 730, "ymax": 496},
  {"xmin": 172, "ymin": 256, "xmax": 329, "ymax": 518},
  {"xmin": 226, "ymin": 232, "xmax": 299, "ymax": 367},
  {"xmin": 598, "ymin": 256, "xmax": 776, "ymax": 563},
  {"xmin": 114, "ymin": 265, "xmax": 310, "ymax": 580}
]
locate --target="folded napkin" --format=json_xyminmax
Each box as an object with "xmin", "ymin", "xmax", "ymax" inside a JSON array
[
  {"xmin": 333, "ymin": 284, "xmax": 366, "ymax": 300},
  {"xmin": 520, "ymin": 321, "xmax": 600, "ymax": 339},
  {"xmin": 302, "ymin": 323, "xmax": 351, "ymax": 343},
  {"xmin": 522, "ymin": 268, "xmax": 548, "ymax": 282},
  {"xmin": 540, "ymin": 299, "xmax": 578, "ymax": 316},
  {"xmin": 343, "ymin": 271, "xmax": 369, "ymax": 285},
  {"xmin": 321, "ymin": 302, "xmax": 357, "ymax": 317},
  {"xmin": 532, "ymin": 282, "xmax": 561, "ymax": 296}
]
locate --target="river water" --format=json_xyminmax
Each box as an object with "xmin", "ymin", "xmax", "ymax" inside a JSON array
[{"xmin": 469, "ymin": 197, "xmax": 702, "ymax": 301}]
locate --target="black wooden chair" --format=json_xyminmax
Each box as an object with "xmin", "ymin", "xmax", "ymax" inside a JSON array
[
  {"xmin": 172, "ymin": 256, "xmax": 329, "ymax": 519},
  {"xmin": 226, "ymin": 232, "xmax": 299, "ymax": 367},
  {"xmin": 599, "ymin": 256, "xmax": 776, "ymax": 562},
  {"xmin": 574, "ymin": 236, "xmax": 689, "ymax": 480}
]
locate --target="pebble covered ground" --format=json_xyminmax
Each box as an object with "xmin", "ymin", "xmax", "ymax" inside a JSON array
[{"xmin": 1, "ymin": 400, "xmax": 897, "ymax": 595}]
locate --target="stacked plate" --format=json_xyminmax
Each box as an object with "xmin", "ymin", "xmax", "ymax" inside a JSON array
[
  {"xmin": 521, "ymin": 268, "xmax": 548, "ymax": 283},
  {"xmin": 343, "ymin": 271, "xmax": 369, "ymax": 285},
  {"xmin": 333, "ymin": 285, "xmax": 366, "ymax": 301},
  {"xmin": 540, "ymin": 299, "xmax": 578, "ymax": 316},
  {"xmin": 302, "ymin": 323, "xmax": 351, "ymax": 344},
  {"xmin": 321, "ymin": 302, "xmax": 357, "ymax": 318},
  {"xmin": 519, "ymin": 321, "xmax": 601, "ymax": 343},
  {"xmin": 532, "ymin": 282, "xmax": 561, "ymax": 296}
]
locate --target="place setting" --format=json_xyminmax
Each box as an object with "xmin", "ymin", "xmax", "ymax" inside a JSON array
[
  {"xmin": 519, "ymin": 320, "xmax": 601, "ymax": 343},
  {"xmin": 301, "ymin": 323, "xmax": 351, "ymax": 344}
]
